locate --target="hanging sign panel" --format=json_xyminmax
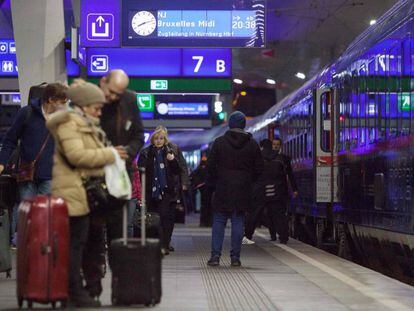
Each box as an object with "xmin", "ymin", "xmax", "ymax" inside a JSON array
[
  {"xmin": 121, "ymin": 0, "xmax": 265, "ymax": 47},
  {"xmin": 86, "ymin": 48, "xmax": 231, "ymax": 77},
  {"xmin": 0, "ymin": 39, "xmax": 17, "ymax": 76}
]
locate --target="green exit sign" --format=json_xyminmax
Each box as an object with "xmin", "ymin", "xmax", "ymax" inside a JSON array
[
  {"xmin": 150, "ymin": 80, "xmax": 168, "ymax": 90},
  {"xmin": 399, "ymin": 93, "xmax": 411, "ymax": 112},
  {"xmin": 136, "ymin": 94, "xmax": 155, "ymax": 112}
]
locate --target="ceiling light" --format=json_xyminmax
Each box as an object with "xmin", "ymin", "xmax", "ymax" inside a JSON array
[
  {"xmin": 266, "ymin": 79, "xmax": 276, "ymax": 85},
  {"xmin": 295, "ymin": 72, "xmax": 306, "ymax": 80},
  {"xmin": 233, "ymin": 78, "xmax": 243, "ymax": 84},
  {"xmin": 370, "ymin": 19, "xmax": 376, "ymax": 26}
]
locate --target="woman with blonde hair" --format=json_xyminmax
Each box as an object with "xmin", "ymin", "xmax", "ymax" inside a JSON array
[
  {"xmin": 46, "ymin": 79, "xmax": 126, "ymax": 307},
  {"xmin": 138, "ymin": 125, "xmax": 180, "ymax": 254}
]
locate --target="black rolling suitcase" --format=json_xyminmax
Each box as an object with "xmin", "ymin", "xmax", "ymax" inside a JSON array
[{"xmin": 111, "ymin": 167, "xmax": 162, "ymax": 306}]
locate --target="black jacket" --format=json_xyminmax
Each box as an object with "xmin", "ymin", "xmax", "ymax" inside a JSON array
[
  {"xmin": 138, "ymin": 145, "xmax": 180, "ymax": 209},
  {"xmin": 100, "ymin": 89, "xmax": 144, "ymax": 168},
  {"xmin": 206, "ymin": 129, "xmax": 264, "ymax": 214},
  {"xmin": 254, "ymin": 149, "xmax": 298, "ymax": 202}
]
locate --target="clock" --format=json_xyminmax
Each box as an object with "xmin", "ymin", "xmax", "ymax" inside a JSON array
[{"xmin": 131, "ymin": 11, "xmax": 156, "ymax": 36}]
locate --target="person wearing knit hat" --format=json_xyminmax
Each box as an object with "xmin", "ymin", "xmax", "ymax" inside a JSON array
[
  {"xmin": 45, "ymin": 79, "xmax": 128, "ymax": 308},
  {"xmin": 228, "ymin": 111, "xmax": 246, "ymax": 129},
  {"xmin": 206, "ymin": 110, "xmax": 264, "ymax": 268}
]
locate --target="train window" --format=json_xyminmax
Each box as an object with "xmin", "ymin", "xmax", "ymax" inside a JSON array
[
  {"xmin": 296, "ymin": 136, "xmax": 300, "ymax": 160},
  {"xmin": 304, "ymin": 133, "xmax": 308, "ymax": 159},
  {"xmin": 320, "ymin": 92, "xmax": 332, "ymax": 152}
]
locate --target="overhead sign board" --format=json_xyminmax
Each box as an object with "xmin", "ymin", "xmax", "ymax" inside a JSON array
[
  {"xmin": 156, "ymin": 102, "xmax": 209, "ymax": 117},
  {"xmin": 0, "ymin": 39, "xmax": 17, "ymax": 76},
  {"xmin": 122, "ymin": 0, "xmax": 265, "ymax": 47},
  {"xmin": 86, "ymin": 48, "xmax": 231, "ymax": 77}
]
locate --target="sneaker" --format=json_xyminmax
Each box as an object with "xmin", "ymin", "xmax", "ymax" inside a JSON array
[
  {"xmin": 279, "ymin": 240, "xmax": 288, "ymax": 245},
  {"xmin": 231, "ymin": 258, "xmax": 241, "ymax": 267},
  {"xmin": 207, "ymin": 256, "xmax": 220, "ymax": 266},
  {"xmin": 169, "ymin": 245, "xmax": 175, "ymax": 252},
  {"xmin": 242, "ymin": 236, "xmax": 255, "ymax": 245}
]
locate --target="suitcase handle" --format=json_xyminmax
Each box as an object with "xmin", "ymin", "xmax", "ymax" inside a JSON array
[
  {"xmin": 52, "ymin": 233, "xmax": 58, "ymax": 265},
  {"xmin": 138, "ymin": 167, "xmax": 146, "ymax": 246}
]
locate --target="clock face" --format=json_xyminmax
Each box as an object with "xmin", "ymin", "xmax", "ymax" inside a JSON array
[{"xmin": 131, "ymin": 11, "xmax": 156, "ymax": 36}]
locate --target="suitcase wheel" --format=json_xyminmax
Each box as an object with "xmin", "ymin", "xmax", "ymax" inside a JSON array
[
  {"xmin": 17, "ymin": 297, "xmax": 23, "ymax": 309},
  {"xmin": 51, "ymin": 302, "xmax": 56, "ymax": 309},
  {"xmin": 60, "ymin": 300, "xmax": 67, "ymax": 309},
  {"xmin": 6, "ymin": 269, "xmax": 11, "ymax": 278},
  {"xmin": 28, "ymin": 300, "xmax": 33, "ymax": 309}
]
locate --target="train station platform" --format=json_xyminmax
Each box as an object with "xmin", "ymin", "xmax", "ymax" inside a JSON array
[{"xmin": 1, "ymin": 216, "xmax": 414, "ymax": 310}]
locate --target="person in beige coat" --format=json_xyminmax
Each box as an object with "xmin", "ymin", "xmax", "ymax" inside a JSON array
[{"xmin": 46, "ymin": 80, "xmax": 126, "ymax": 308}]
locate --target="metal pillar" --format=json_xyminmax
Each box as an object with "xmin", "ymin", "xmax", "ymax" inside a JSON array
[{"xmin": 11, "ymin": 0, "xmax": 67, "ymax": 106}]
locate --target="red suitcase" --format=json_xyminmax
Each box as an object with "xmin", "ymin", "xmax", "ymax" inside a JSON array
[{"xmin": 16, "ymin": 195, "xmax": 69, "ymax": 308}]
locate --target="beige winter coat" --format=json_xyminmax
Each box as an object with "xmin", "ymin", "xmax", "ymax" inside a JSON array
[{"xmin": 46, "ymin": 109, "xmax": 115, "ymax": 217}]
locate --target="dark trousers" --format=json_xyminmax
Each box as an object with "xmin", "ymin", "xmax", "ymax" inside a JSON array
[
  {"xmin": 82, "ymin": 199, "xmax": 123, "ymax": 291},
  {"xmin": 199, "ymin": 188, "xmax": 212, "ymax": 227},
  {"xmin": 268, "ymin": 199, "xmax": 289, "ymax": 242},
  {"xmin": 245, "ymin": 198, "xmax": 288, "ymax": 242},
  {"xmin": 150, "ymin": 193, "xmax": 175, "ymax": 249},
  {"xmin": 69, "ymin": 215, "xmax": 89, "ymax": 297}
]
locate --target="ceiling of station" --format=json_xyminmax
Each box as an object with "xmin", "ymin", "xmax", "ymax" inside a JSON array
[{"xmin": 0, "ymin": 0, "xmax": 399, "ymax": 96}]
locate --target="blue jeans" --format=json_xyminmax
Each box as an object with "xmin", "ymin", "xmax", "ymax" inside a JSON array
[
  {"xmin": 18, "ymin": 179, "xmax": 52, "ymax": 200},
  {"xmin": 211, "ymin": 211, "xmax": 245, "ymax": 260},
  {"xmin": 13, "ymin": 180, "xmax": 51, "ymax": 244},
  {"xmin": 127, "ymin": 198, "xmax": 138, "ymax": 237}
]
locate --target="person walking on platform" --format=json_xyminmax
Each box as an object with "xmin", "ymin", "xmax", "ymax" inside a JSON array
[
  {"xmin": 138, "ymin": 126, "xmax": 181, "ymax": 255},
  {"xmin": 0, "ymin": 83, "xmax": 67, "ymax": 246},
  {"xmin": 46, "ymin": 80, "xmax": 126, "ymax": 307},
  {"xmin": 82, "ymin": 69, "xmax": 145, "ymax": 299},
  {"xmin": 191, "ymin": 156, "xmax": 212, "ymax": 227},
  {"xmin": 206, "ymin": 111, "xmax": 263, "ymax": 267},
  {"xmin": 245, "ymin": 138, "xmax": 298, "ymax": 244},
  {"xmin": 154, "ymin": 125, "xmax": 190, "ymax": 251}
]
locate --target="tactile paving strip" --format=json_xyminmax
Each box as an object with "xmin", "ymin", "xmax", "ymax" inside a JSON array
[{"xmin": 193, "ymin": 236, "xmax": 278, "ymax": 311}]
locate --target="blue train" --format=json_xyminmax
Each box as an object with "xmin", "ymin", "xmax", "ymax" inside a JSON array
[{"xmin": 171, "ymin": 0, "xmax": 414, "ymax": 284}]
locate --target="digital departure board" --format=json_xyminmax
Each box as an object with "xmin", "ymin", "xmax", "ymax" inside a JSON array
[{"xmin": 122, "ymin": 0, "xmax": 265, "ymax": 48}]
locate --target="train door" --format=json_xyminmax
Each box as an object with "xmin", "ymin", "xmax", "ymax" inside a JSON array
[{"xmin": 314, "ymin": 88, "xmax": 339, "ymax": 205}]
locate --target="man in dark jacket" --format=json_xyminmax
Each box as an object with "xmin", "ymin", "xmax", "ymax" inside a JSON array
[
  {"xmin": 0, "ymin": 83, "xmax": 68, "ymax": 196},
  {"xmin": 82, "ymin": 69, "xmax": 145, "ymax": 300},
  {"xmin": 206, "ymin": 111, "xmax": 263, "ymax": 267},
  {"xmin": 245, "ymin": 138, "xmax": 298, "ymax": 244}
]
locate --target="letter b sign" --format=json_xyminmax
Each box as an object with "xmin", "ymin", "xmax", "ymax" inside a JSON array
[{"xmin": 216, "ymin": 60, "xmax": 226, "ymax": 73}]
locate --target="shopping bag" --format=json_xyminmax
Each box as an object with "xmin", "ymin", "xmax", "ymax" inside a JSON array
[{"xmin": 105, "ymin": 148, "xmax": 132, "ymax": 200}]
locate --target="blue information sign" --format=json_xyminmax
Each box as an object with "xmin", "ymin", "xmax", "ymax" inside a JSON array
[
  {"xmin": 122, "ymin": 0, "xmax": 265, "ymax": 47},
  {"xmin": 0, "ymin": 39, "xmax": 17, "ymax": 76},
  {"xmin": 86, "ymin": 48, "xmax": 231, "ymax": 77},
  {"xmin": 81, "ymin": 0, "xmax": 121, "ymax": 47}
]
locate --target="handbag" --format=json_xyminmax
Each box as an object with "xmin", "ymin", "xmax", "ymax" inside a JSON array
[
  {"xmin": 83, "ymin": 176, "xmax": 110, "ymax": 212},
  {"xmin": 16, "ymin": 134, "xmax": 50, "ymax": 183},
  {"xmin": 132, "ymin": 206, "xmax": 161, "ymax": 239}
]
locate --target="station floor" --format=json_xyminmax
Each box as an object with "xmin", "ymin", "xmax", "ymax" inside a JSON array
[{"xmin": 2, "ymin": 215, "xmax": 414, "ymax": 310}]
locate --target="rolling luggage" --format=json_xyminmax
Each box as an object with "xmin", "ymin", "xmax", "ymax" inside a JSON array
[
  {"xmin": 0, "ymin": 209, "xmax": 11, "ymax": 277},
  {"xmin": 16, "ymin": 195, "xmax": 69, "ymax": 308},
  {"xmin": 111, "ymin": 167, "xmax": 162, "ymax": 306}
]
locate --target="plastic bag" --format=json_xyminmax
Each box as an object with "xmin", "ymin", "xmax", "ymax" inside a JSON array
[{"xmin": 105, "ymin": 148, "xmax": 132, "ymax": 200}]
